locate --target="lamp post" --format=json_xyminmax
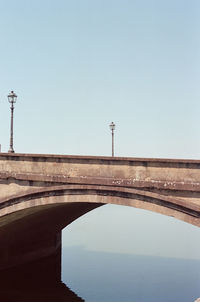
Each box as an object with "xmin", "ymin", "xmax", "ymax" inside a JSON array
[
  {"xmin": 8, "ymin": 90, "xmax": 17, "ymax": 153},
  {"xmin": 109, "ymin": 121, "xmax": 115, "ymax": 157}
]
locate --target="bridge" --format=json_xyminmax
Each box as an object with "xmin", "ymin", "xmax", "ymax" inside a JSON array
[{"xmin": 0, "ymin": 152, "xmax": 200, "ymax": 284}]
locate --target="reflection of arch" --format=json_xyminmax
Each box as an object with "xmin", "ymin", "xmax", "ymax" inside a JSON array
[{"xmin": 0, "ymin": 274, "xmax": 84, "ymax": 302}]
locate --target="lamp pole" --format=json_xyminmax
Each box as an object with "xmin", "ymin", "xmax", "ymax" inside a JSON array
[
  {"xmin": 109, "ymin": 122, "xmax": 115, "ymax": 157},
  {"xmin": 8, "ymin": 91, "xmax": 17, "ymax": 153}
]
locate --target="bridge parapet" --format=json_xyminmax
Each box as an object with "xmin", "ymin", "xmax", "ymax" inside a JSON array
[{"xmin": 1, "ymin": 153, "xmax": 200, "ymax": 189}]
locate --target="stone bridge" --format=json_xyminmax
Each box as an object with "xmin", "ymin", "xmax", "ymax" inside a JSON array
[{"xmin": 0, "ymin": 153, "xmax": 200, "ymax": 284}]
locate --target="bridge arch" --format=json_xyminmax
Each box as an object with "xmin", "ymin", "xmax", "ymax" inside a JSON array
[
  {"xmin": 1, "ymin": 153, "xmax": 200, "ymax": 284},
  {"xmin": 0, "ymin": 182, "xmax": 199, "ymax": 283},
  {"xmin": 1, "ymin": 184, "xmax": 199, "ymax": 229}
]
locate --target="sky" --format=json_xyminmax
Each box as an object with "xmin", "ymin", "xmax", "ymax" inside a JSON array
[{"xmin": 0, "ymin": 0, "xmax": 200, "ymax": 259}]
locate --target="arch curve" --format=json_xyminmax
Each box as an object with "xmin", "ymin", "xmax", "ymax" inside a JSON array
[{"xmin": 1, "ymin": 184, "xmax": 200, "ymax": 228}]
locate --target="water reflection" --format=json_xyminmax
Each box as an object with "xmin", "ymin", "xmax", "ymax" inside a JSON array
[
  {"xmin": 0, "ymin": 258, "xmax": 84, "ymax": 302},
  {"xmin": 0, "ymin": 282, "xmax": 84, "ymax": 302}
]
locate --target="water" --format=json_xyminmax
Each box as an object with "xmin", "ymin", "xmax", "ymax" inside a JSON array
[
  {"xmin": 62, "ymin": 246, "xmax": 200, "ymax": 302},
  {"xmin": 0, "ymin": 246, "xmax": 200, "ymax": 301}
]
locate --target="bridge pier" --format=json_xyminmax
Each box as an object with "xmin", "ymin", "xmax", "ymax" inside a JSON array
[
  {"xmin": 0, "ymin": 228, "xmax": 62, "ymax": 287},
  {"xmin": 0, "ymin": 238, "xmax": 61, "ymax": 287},
  {"xmin": 0, "ymin": 223, "xmax": 85, "ymax": 301}
]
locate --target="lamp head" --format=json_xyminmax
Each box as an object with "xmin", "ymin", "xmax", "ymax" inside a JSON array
[
  {"xmin": 109, "ymin": 122, "xmax": 116, "ymax": 131},
  {"xmin": 8, "ymin": 91, "xmax": 17, "ymax": 103}
]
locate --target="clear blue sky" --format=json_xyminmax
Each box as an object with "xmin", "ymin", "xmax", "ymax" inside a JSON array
[{"xmin": 0, "ymin": 0, "xmax": 200, "ymax": 259}]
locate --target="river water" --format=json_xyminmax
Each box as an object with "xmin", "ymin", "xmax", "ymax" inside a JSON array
[
  {"xmin": 62, "ymin": 246, "xmax": 200, "ymax": 302},
  {"xmin": 0, "ymin": 246, "xmax": 199, "ymax": 301}
]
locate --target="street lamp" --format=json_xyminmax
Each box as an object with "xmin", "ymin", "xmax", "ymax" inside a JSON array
[
  {"xmin": 109, "ymin": 121, "xmax": 115, "ymax": 157},
  {"xmin": 8, "ymin": 90, "xmax": 17, "ymax": 153}
]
